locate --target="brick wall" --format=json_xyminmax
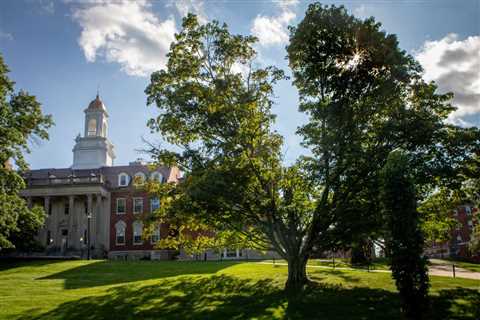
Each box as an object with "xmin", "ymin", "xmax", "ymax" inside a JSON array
[{"xmin": 109, "ymin": 190, "xmax": 169, "ymax": 251}]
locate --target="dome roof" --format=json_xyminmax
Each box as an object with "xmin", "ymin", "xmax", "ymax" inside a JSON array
[{"xmin": 87, "ymin": 94, "xmax": 106, "ymax": 111}]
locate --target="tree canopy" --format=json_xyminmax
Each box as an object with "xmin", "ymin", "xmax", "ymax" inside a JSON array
[
  {"xmin": 0, "ymin": 54, "xmax": 53, "ymax": 250},
  {"xmin": 145, "ymin": 5, "xmax": 480, "ymax": 293}
]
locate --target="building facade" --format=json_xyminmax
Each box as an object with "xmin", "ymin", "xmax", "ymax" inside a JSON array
[
  {"xmin": 20, "ymin": 95, "xmax": 180, "ymax": 259},
  {"xmin": 425, "ymin": 204, "xmax": 479, "ymax": 261}
]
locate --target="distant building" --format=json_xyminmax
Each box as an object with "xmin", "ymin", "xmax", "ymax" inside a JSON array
[
  {"xmin": 425, "ymin": 205, "xmax": 479, "ymax": 261},
  {"xmin": 19, "ymin": 95, "xmax": 271, "ymax": 261},
  {"xmin": 20, "ymin": 95, "xmax": 180, "ymax": 259}
]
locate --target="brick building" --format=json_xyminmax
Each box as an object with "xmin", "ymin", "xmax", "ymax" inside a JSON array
[
  {"xmin": 425, "ymin": 205, "xmax": 479, "ymax": 261},
  {"xmin": 20, "ymin": 95, "xmax": 180, "ymax": 259},
  {"xmin": 20, "ymin": 95, "xmax": 274, "ymax": 260}
]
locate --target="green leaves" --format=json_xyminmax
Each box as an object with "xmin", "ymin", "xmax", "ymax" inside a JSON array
[{"xmin": 0, "ymin": 54, "xmax": 51, "ymax": 250}]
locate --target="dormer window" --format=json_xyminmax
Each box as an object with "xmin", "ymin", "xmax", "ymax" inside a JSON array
[
  {"xmin": 150, "ymin": 171, "xmax": 164, "ymax": 183},
  {"xmin": 118, "ymin": 173, "xmax": 129, "ymax": 187},
  {"xmin": 133, "ymin": 172, "xmax": 146, "ymax": 186},
  {"xmin": 87, "ymin": 118, "xmax": 97, "ymax": 136}
]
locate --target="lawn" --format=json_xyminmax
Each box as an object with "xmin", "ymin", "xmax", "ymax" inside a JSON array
[{"xmin": 0, "ymin": 259, "xmax": 478, "ymax": 320}]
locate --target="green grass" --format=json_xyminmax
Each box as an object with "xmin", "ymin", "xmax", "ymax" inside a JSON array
[
  {"xmin": 0, "ymin": 259, "xmax": 478, "ymax": 320},
  {"xmin": 263, "ymin": 257, "xmax": 391, "ymax": 270}
]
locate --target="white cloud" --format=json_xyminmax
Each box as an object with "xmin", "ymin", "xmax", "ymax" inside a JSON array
[
  {"xmin": 251, "ymin": 1, "xmax": 298, "ymax": 47},
  {"xmin": 72, "ymin": 0, "xmax": 176, "ymax": 77},
  {"xmin": 40, "ymin": 1, "xmax": 55, "ymax": 15},
  {"xmin": 169, "ymin": 0, "xmax": 207, "ymax": 24},
  {"xmin": 415, "ymin": 34, "xmax": 480, "ymax": 125}
]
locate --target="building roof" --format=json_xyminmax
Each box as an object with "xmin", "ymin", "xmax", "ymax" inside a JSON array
[{"xmin": 86, "ymin": 94, "xmax": 106, "ymax": 111}]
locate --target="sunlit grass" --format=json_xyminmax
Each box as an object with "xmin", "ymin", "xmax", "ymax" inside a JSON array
[{"xmin": 0, "ymin": 259, "xmax": 478, "ymax": 319}]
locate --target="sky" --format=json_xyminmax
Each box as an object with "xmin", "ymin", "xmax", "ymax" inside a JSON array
[{"xmin": 0, "ymin": 0, "xmax": 479, "ymax": 169}]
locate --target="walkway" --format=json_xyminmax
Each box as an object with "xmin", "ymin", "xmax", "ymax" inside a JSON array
[{"xmin": 256, "ymin": 261, "xmax": 480, "ymax": 280}]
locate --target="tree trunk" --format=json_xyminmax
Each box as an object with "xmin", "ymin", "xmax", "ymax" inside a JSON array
[{"xmin": 285, "ymin": 255, "xmax": 309, "ymax": 293}]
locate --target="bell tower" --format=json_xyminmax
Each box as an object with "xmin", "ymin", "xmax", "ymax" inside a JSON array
[{"xmin": 72, "ymin": 94, "xmax": 116, "ymax": 169}]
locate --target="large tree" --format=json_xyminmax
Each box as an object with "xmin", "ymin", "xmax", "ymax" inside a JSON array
[
  {"xmin": 146, "ymin": 14, "xmax": 320, "ymax": 291},
  {"xmin": 286, "ymin": 2, "xmax": 479, "ymax": 281},
  {"xmin": 146, "ymin": 7, "xmax": 479, "ymax": 292},
  {"xmin": 0, "ymin": 54, "xmax": 53, "ymax": 250}
]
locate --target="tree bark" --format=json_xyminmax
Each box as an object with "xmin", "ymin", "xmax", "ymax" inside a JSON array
[{"xmin": 285, "ymin": 255, "xmax": 309, "ymax": 293}]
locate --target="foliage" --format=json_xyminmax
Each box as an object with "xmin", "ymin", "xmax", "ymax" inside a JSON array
[
  {"xmin": 469, "ymin": 210, "xmax": 480, "ymax": 255},
  {"xmin": 287, "ymin": 2, "xmax": 479, "ymax": 269},
  {"xmin": 145, "ymin": 14, "xmax": 318, "ymax": 291},
  {"xmin": 418, "ymin": 188, "xmax": 462, "ymax": 244},
  {"xmin": 0, "ymin": 54, "xmax": 53, "ymax": 250},
  {"xmin": 380, "ymin": 150, "xmax": 430, "ymax": 319}
]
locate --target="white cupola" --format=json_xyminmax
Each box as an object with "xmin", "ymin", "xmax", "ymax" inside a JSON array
[{"xmin": 72, "ymin": 94, "xmax": 116, "ymax": 169}]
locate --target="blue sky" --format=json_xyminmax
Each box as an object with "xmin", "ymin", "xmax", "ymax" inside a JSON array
[{"xmin": 0, "ymin": 0, "xmax": 479, "ymax": 169}]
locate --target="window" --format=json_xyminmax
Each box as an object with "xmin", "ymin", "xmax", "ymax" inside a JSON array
[
  {"xmin": 457, "ymin": 235, "xmax": 462, "ymax": 242},
  {"xmin": 118, "ymin": 173, "xmax": 129, "ymax": 187},
  {"xmin": 465, "ymin": 206, "xmax": 472, "ymax": 215},
  {"xmin": 150, "ymin": 171, "xmax": 164, "ymax": 183},
  {"xmin": 133, "ymin": 172, "xmax": 146, "ymax": 186},
  {"xmin": 133, "ymin": 198, "xmax": 143, "ymax": 214},
  {"xmin": 151, "ymin": 227, "xmax": 160, "ymax": 243},
  {"xmin": 87, "ymin": 118, "xmax": 97, "ymax": 136},
  {"xmin": 64, "ymin": 202, "xmax": 70, "ymax": 215},
  {"xmin": 133, "ymin": 221, "xmax": 143, "ymax": 245},
  {"xmin": 150, "ymin": 198, "xmax": 160, "ymax": 212},
  {"xmin": 115, "ymin": 221, "xmax": 126, "ymax": 245},
  {"xmin": 116, "ymin": 198, "xmax": 126, "ymax": 214}
]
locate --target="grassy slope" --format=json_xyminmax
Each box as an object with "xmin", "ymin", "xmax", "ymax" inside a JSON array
[{"xmin": 0, "ymin": 260, "xmax": 478, "ymax": 320}]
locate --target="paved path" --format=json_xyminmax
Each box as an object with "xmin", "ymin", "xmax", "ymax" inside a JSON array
[
  {"xmin": 429, "ymin": 260, "xmax": 480, "ymax": 280},
  {"xmin": 256, "ymin": 261, "xmax": 480, "ymax": 280}
]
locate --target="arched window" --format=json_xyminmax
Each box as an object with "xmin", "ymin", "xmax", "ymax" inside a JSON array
[
  {"xmin": 150, "ymin": 171, "xmax": 164, "ymax": 183},
  {"xmin": 133, "ymin": 221, "xmax": 143, "ymax": 245},
  {"xmin": 133, "ymin": 172, "xmax": 146, "ymax": 186},
  {"xmin": 115, "ymin": 221, "xmax": 126, "ymax": 245},
  {"xmin": 87, "ymin": 118, "xmax": 97, "ymax": 136},
  {"xmin": 118, "ymin": 173, "xmax": 130, "ymax": 187}
]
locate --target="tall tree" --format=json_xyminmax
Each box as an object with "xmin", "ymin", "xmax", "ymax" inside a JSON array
[
  {"xmin": 146, "ymin": 14, "xmax": 319, "ymax": 291},
  {"xmin": 0, "ymin": 54, "xmax": 53, "ymax": 250},
  {"xmin": 381, "ymin": 150, "xmax": 430, "ymax": 319},
  {"xmin": 286, "ymin": 2, "xmax": 479, "ymax": 282}
]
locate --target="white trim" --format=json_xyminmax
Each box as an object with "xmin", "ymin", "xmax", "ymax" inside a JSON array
[
  {"xmin": 115, "ymin": 220, "xmax": 126, "ymax": 246},
  {"xmin": 118, "ymin": 172, "xmax": 130, "ymax": 187},
  {"xmin": 116, "ymin": 198, "xmax": 126, "ymax": 214},
  {"xmin": 150, "ymin": 171, "xmax": 163, "ymax": 183},
  {"xmin": 151, "ymin": 227, "xmax": 160, "ymax": 244},
  {"xmin": 133, "ymin": 172, "xmax": 146, "ymax": 186},
  {"xmin": 150, "ymin": 197, "xmax": 160, "ymax": 212},
  {"xmin": 133, "ymin": 197, "xmax": 143, "ymax": 214},
  {"xmin": 133, "ymin": 221, "xmax": 143, "ymax": 245}
]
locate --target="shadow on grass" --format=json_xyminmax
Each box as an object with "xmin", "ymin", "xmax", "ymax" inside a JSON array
[
  {"xmin": 430, "ymin": 288, "xmax": 480, "ymax": 320},
  {"xmin": 39, "ymin": 260, "xmax": 240, "ymax": 289},
  {"xmin": 15, "ymin": 272, "xmax": 480, "ymax": 320},
  {"xmin": 0, "ymin": 259, "xmax": 64, "ymax": 272},
  {"xmin": 16, "ymin": 274, "xmax": 406, "ymax": 320}
]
